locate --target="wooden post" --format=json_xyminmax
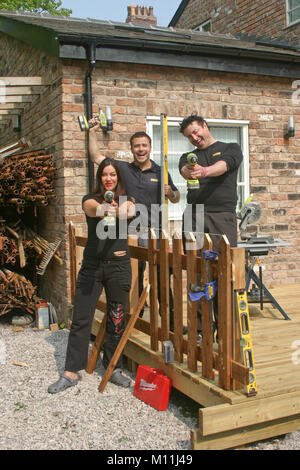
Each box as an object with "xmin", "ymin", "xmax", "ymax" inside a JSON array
[
  {"xmin": 172, "ymin": 233, "xmax": 184, "ymax": 363},
  {"xmin": 159, "ymin": 229, "xmax": 170, "ymax": 341},
  {"xmin": 217, "ymin": 236, "xmax": 232, "ymax": 390},
  {"xmin": 148, "ymin": 229, "xmax": 159, "ymax": 351},
  {"xmin": 128, "ymin": 235, "xmax": 139, "ymax": 315},
  {"xmin": 186, "ymin": 232, "xmax": 198, "ymax": 372},
  {"xmin": 201, "ymin": 234, "xmax": 214, "ymax": 380},
  {"xmin": 231, "ymin": 247, "xmax": 246, "ymax": 391}
]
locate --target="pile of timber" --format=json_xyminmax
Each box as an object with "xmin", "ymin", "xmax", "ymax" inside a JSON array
[
  {"xmin": 0, "ymin": 219, "xmax": 63, "ymax": 269},
  {"xmin": 0, "ymin": 150, "xmax": 57, "ymax": 213},
  {"xmin": 0, "ymin": 268, "xmax": 39, "ymax": 317}
]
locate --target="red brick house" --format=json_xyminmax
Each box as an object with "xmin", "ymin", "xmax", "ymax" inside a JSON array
[
  {"xmin": 169, "ymin": 0, "xmax": 300, "ymax": 45},
  {"xmin": 0, "ymin": 8, "xmax": 299, "ymax": 321}
]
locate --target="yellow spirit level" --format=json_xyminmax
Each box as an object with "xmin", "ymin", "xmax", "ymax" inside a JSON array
[{"xmin": 234, "ymin": 289, "xmax": 258, "ymax": 397}]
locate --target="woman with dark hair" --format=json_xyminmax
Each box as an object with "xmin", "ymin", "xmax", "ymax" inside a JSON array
[{"xmin": 48, "ymin": 158, "xmax": 135, "ymax": 393}]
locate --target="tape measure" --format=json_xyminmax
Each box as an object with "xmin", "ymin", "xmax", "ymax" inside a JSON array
[{"xmin": 234, "ymin": 289, "xmax": 257, "ymax": 397}]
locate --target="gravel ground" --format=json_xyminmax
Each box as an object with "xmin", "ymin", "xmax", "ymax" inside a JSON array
[{"xmin": 0, "ymin": 324, "xmax": 299, "ymax": 451}]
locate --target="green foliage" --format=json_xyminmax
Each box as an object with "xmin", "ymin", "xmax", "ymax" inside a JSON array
[{"xmin": 0, "ymin": 0, "xmax": 72, "ymax": 16}]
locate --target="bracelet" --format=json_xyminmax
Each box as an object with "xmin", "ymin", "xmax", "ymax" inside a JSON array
[{"xmin": 202, "ymin": 167, "xmax": 208, "ymax": 178}]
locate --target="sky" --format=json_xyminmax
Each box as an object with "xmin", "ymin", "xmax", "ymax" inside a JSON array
[{"xmin": 60, "ymin": 0, "xmax": 183, "ymax": 27}]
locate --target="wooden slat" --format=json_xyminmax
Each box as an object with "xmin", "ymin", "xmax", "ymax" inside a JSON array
[
  {"xmin": 217, "ymin": 236, "xmax": 232, "ymax": 390},
  {"xmin": 192, "ymin": 415, "xmax": 300, "ymax": 450},
  {"xmin": 172, "ymin": 234, "xmax": 184, "ymax": 363},
  {"xmin": 0, "ymin": 77, "xmax": 49, "ymax": 86},
  {"xmin": 201, "ymin": 234, "xmax": 214, "ymax": 380},
  {"xmin": 0, "ymin": 104, "xmax": 26, "ymax": 110},
  {"xmin": 186, "ymin": 232, "xmax": 198, "ymax": 372},
  {"xmin": 4, "ymin": 96, "xmax": 34, "ymax": 103},
  {"xmin": 199, "ymin": 390, "xmax": 300, "ymax": 436},
  {"xmin": 0, "ymin": 110, "xmax": 21, "ymax": 115},
  {"xmin": 159, "ymin": 230, "xmax": 170, "ymax": 341},
  {"xmin": 231, "ymin": 247, "xmax": 246, "ymax": 391},
  {"xmin": 148, "ymin": 229, "xmax": 159, "ymax": 351},
  {"xmin": 127, "ymin": 235, "xmax": 139, "ymax": 315},
  {"xmin": 2, "ymin": 86, "xmax": 44, "ymax": 95}
]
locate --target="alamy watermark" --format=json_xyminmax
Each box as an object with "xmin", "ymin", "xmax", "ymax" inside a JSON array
[
  {"xmin": 0, "ymin": 80, "xmax": 6, "ymax": 104},
  {"xmin": 291, "ymin": 340, "xmax": 300, "ymax": 366},
  {"xmin": 292, "ymin": 80, "xmax": 300, "ymax": 105},
  {"xmin": 95, "ymin": 200, "xmax": 205, "ymax": 250},
  {"xmin": 0, "ymin": 338, "xmax": 6, "ymax": 365}
]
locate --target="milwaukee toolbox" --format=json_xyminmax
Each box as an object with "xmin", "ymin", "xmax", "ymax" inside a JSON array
[{"xmin": 133, "ymin": 366, "xmax": 172, "ymax": 411}]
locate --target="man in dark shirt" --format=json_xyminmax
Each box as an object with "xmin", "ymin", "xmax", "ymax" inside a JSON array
[
  {"xmin": 179, "ymin": 115, "xmax": 243, "ymax": 341},
  {"xmin": 179, "ymin": 115, "xmax": 243, "ymax": 250},
  {"xmin": 88, "ymin": 123, "xmax": 181, "ymax": 331}
]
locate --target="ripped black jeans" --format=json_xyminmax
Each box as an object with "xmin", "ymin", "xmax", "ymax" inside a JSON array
[{"xmin": 65, "ymin": 256, "xmax": 132, "ymax": 373}]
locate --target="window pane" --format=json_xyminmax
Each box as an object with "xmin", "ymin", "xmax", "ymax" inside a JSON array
[
  {"xmin": 151, "ymin": 122, "xmax": 247, "ymax": 218},
  {"xmin": 289, "ymin": 0, "xmax": 300, "ymax": 10},
  {"xmin": 290, "ymin": 7, "xmax": 300, "ymax": 22}
]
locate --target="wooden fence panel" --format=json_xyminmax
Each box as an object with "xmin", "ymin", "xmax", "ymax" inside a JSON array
[{"xmin": 68, "ymin": 223, "xmax": 249, "ymax": 392}]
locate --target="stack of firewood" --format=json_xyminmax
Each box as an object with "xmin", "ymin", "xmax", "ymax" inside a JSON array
[
  {"xmin": 0, "ymin": 268, "xmax": 39, "ymax": 317},
  {"xmin": 0, "ymin": 219, "xmax": 63, "ymax": 269},
  {"xmin": 0, "ymin": 150, "xmax": 57, "ymax": 214}
]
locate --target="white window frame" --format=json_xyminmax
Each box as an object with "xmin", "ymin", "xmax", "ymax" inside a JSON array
[
  {"xmin": 194, "ymin": 19, "xmax": 212, "ymax": 32},
  {"xmin": 147, "ymin": 116, "xmax": 250, "ymax": 221},
  {"xmin": 286, "ymin": 0, "xmax": 300, "ymax": 26}
]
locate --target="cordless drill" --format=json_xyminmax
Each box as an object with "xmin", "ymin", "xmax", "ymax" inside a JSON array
[
  {"xmin": 78, "ymin": 106, "xmax": 113, "ymax": 132},
  {"xmin": 186, "ymin": 152, "xmax": 200, "ymax": 190},
  {"xmin": 103, "ymin": 191, "xmax": 115, "ymax": 226}
]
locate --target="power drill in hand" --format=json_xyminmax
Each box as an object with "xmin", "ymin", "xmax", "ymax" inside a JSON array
[
  {"xmin": 186, "ymin": 152, "xmax": 200, "ymax": 190},
  {"xmin": 78, "ymin": 106, "xmax": 113, "ymax": 132}
]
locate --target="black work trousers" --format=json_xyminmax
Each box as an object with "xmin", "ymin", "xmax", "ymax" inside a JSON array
[{"xmin": 65, "ymin": 256, "xmax": 131, "ymax": 373}]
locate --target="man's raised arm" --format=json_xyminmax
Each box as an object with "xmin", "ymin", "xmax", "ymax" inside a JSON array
[{"xmin": 88, "ymin": 118, "xmax": 106, "ymax": 166}]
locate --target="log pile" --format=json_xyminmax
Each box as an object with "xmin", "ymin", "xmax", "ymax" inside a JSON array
[
  {"xmin": 0, "ymin": 269, "xmax": 39, "ymax": 317},
  {"xmin": 0, "ymin": 150, "xmax": 57, "ymax": 214},
  {"xmin": 0, "ymin": 219, "xmax": 63, "ymax": 270}
]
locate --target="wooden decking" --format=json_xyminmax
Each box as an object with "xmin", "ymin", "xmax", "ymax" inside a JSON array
[{"xmin": 92, "ymin": 283, "xmax": 300, "ymax": 449}]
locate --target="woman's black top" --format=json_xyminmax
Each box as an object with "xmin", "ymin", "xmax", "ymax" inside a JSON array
[{"xmin": 82, "ymin": 194, "xmax": 130, "ymax": 260}]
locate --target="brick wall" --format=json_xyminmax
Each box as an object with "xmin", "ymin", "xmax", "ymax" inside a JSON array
[
  {"xmin": 62, "ymin": 61, "xmax": 300, "ymax": 290},
  {"xmin": 175, "ymin": 0, "xmax": 300, "ymax": 44},
  {"xmin": 1, "ymin": 33, "xmax": 300, "ymax": 321}
]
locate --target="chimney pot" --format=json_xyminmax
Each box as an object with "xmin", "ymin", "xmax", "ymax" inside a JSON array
[{"xmin": 126, "ymin": 4, "xmax": 157, "ymax": 26}]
